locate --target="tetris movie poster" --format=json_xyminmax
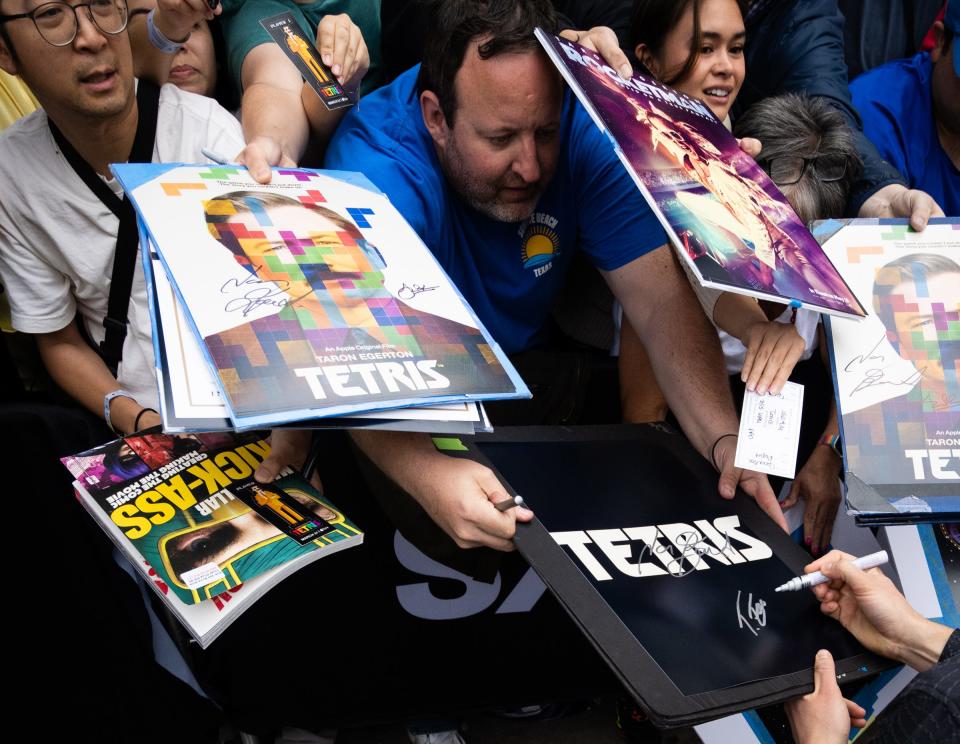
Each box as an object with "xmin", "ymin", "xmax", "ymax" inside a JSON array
[
  {"xmin": 113, "ymin": 165, "xmax": 528, "ymax": 429},
  {"xmin": 817, "ymin": 219, "xmax": 959, "ymax": 519},
  {"xmin": 536, "ymin": 31, "xmax": 864, "ymax": 319},
  {"xmin": 62, "ymin": 431, "xmax": 362, "ymax": 605}
]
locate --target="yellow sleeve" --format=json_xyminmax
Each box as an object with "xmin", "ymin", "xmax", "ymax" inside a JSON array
[{"xmin": 0, "ymin": 70, "xmax": 38, "ymax": 132}]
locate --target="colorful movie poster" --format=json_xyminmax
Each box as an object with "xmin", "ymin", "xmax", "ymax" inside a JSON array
[
  {"xmin": 536, "ymin": 31, "xmax": 865, "ymax": 318},
  {"xmin": 63, "ymin": 431, "xmax": 362, "ymax": 605},
  {"xmin": 817, "ymin": 219, "xmax": 959, "ymax": 513},
  {"xmin": 114, "ymin": 165, "xmax": 528, "ymax": 429}
]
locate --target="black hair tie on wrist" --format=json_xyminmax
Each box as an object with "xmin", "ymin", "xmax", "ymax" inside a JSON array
[
  {"xmin": 134, "ymin": 407, "xmax": 158, "ymax": 432},
  {"xmin": 710, "ymin": 433, "xmax": 738, "ymax": 471}
]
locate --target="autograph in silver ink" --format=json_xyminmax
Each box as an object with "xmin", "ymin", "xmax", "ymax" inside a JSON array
[
  {"xmin": 636, "ymin": 530, "xmax": 735, "ymax": 578},
  {"xmin": 397, "ymin": 282, "xmax": 439, "ymax": 300},
  {"xmin": 735, "ymin": 590, "xmax": 767, "ymax": 636},
  {"xmin": 844, "ymin": 335, "xmax": 922, "ymax": 395}
]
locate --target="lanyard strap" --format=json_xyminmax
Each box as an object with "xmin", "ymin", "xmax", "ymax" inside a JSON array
[{"xmin": 48, "ymin": 79, "xmax": 160, "ymax": 377}]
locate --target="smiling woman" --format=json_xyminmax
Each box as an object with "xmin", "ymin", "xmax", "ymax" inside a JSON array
[{"xmin": 629, "ymin": 0, "xmax": 746, "ymax": 123}]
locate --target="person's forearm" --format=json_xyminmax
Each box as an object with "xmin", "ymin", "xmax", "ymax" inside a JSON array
[
  {"xmin": 302, "ymin": 84, "xmax": 348, "ymax": 150},
  {"xmin": 242, "ymin": 83, "xmax": 309, "ymax": 164},
  {"xmin": 607, "ymin": 250, "xmax": 737, "ymax": 458},
  {"xmin": 713, "ymin": 293, "xmax": 766, "ymax": 342},
  {"xmin": 646, "ymin": 290, "xmax": 738, "ymax": 457},
  {"xmin": 350, "ymin": 430, "xmax": 438, "ymax": 493},
  {"xmin": 896, "ymin": 619, "xmax": 955, "ymax": 673},
  {"xmin": 36, "ymin": 325, "xmax": 146, "ymax": 434},
  {"xmin": 129, "ymin": 16, "xmax": 173, "ymax": 87}
]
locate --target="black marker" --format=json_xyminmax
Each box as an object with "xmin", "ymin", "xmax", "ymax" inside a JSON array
[{"xmin": 495, "ymin": 495, "xmax": 525, "ymax": 512}]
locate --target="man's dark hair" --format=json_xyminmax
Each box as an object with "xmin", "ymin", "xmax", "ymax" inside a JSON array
[
  {"xmin": 734, "ymin": 93, "xmax": 863, "ymax": 223},
  {"xmin": 416, "ymin": 0, "xmax": 558, "ymax": 124}
]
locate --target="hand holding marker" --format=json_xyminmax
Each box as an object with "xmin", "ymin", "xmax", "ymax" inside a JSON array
[{"xmin": 775, "ymin": 551, "xmax": 889, "ymax": 593}]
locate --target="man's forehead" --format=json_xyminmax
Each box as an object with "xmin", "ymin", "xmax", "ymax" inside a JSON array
[{"xmin": 454, "ymin": 43, "xmax": 562, "ymax": 128}]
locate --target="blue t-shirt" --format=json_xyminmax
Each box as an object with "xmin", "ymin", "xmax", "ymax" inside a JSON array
[
  {"xmin": 850, "ymin": 52, "xmax": 960, "ymax": 217},
  {"xmin": 325, "ymin": 66, "xmax": 667, "ymax": 354}
]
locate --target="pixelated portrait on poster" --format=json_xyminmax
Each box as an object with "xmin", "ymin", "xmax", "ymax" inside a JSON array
[
  {"xmin": 817, "ymin": 219, "xmax": 959, "ymax": 498},
  {"xmin": 113, "ymin": 165, "xmax": 528, "ymax": 427}
]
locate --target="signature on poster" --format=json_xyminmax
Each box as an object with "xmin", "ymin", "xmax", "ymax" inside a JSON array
[
  {"xmin": 398, "ymin": 282, "xmax": 439, "ymax": 300},
  {"xmin": 844, "ymin": 334, "xmax": 922, "ymax": 394},
  {"xmin": 735, "ymin": 590, "xmax": 767, "ymax": 636},
  {"xmin": 638, "ymin": 530, "xmax": 735, "ymax": 577}
]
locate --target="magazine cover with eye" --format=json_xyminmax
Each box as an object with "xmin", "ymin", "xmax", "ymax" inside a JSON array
[
  {"xmin": 536, "ymin": 30, "xmax": 865, "ymax": 320},
  {"xmin": 62, "ymin": 430, "xmax": 362, "ymax": 646},
  {"xmin": 113, "ymin": 164, "xmax": 529, "ymax": 430},
  {"xmin": 815, "ymin": 218, "xmax": 960, "ymax": 524}
]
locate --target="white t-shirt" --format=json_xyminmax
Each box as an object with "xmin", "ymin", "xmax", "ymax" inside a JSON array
[{"xmin": 0, "ymin": 83, "xmax": 244, "ymax": 409}]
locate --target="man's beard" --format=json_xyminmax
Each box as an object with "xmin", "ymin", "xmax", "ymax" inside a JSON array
[{"xmin": 437, "ymin": 137, "xmax": 546, "ymax": 223}]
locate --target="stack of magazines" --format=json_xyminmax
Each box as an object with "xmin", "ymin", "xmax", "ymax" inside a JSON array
[{"xmin": 63, "ymin": 430, "xmax": 362, "ymax": 646}]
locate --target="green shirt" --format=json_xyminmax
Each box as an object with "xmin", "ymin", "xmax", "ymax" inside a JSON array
[{"xmin": 220, "ymin": 0, "xmax": 382, "ymax": 97}]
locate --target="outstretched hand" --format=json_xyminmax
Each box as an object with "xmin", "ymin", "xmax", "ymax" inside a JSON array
[
  {"xmin": 559, "ymin": 26, "xmax": 632, "ymax": 79},
  {"xmin": 315, "ymin": 13, "xmax": 370, "ymax": 89},
  {"xmin": 858, "ymin": 183, "xmax": 944, "ymax": 231},
  {"xmin": 741, "ymin": 320, "xmax": 805, "ymax": 395},
  {"xmin": 235, "ymin": 135, "xmax": 297, "ymax": 184},
  {"xmin": 714, "ymin": 435, "xmax": 787, "ymax": 530},
  {"xmin": 804, "ymin": 550, "xmax": 952, "ymax": 670},
  {"xmin": 779, "ymin": 446, "xmax": 841, "ymax": 555},
  {"xmin": 154, "ymin": 0, "xmax": 221, "ymax": 43},
  {"xmin": 412, "ymin": 455, "xmax": 534, "ymax": 551}
]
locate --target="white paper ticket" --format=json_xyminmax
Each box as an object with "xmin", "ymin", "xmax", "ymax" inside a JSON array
[
  {"xmin": 734, "ymin": 381, "xmax": 805, "ymax": 479},
  {"xmin": 179, "ymin": 563, "xmax": 226, "ymax": 591}
]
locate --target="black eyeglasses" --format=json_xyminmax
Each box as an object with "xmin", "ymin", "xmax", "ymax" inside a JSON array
[
  {"xmin": 0, "ymin": 0, "xmax": 128, "ymax": 47},
  {"xmin": 762, "ymin": 154, "xmax": 847, "ymax": 186}
]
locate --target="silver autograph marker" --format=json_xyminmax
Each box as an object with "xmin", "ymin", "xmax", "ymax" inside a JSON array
[{"xmin": 775, "ymin": 550, "xmax": 888, "ymax": 592}]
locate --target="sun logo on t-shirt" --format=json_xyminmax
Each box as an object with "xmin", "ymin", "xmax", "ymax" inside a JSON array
[{"xmin": 521, "ymin": 220, "xmax": 560, "ymax": 271}]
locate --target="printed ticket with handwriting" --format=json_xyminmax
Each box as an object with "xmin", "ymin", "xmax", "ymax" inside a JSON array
[{"xmin": 734, "ymin": 382, "xmax": 804, "ymax": 479}]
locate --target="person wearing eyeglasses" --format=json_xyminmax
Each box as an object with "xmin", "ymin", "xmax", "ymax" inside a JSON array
[
  {"xmin": 733, "ymin": 93, "xmax": 864, "ymax": 556},
  {"xmin": 850, "ymin": 0, "xmax": 959, "ymax": 217},
  {"xmin": 0, "ymin": 0, "xmax": 246, "ymax": 438}
]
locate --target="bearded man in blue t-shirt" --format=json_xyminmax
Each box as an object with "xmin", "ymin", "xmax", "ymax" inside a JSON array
[{"xmin": 327, "ymin": 0, "xmax": 786, "ymax": 550}]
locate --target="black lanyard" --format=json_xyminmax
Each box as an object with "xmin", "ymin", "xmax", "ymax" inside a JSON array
[{"xmin": 48, "ymin": 79, "xmax": 160, "ymax": 377}]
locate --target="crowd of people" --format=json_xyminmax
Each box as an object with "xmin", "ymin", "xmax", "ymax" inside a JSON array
[{"xmin": 0, "ymin": 0, "xmax": 956, "ymax": 742}]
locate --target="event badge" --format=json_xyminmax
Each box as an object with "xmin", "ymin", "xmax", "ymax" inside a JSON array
[
  {"xmin": 734, "ymin": 381, "xmax": 805, "ymax": 479},
  {"xmin": 260, "ymin": 12, "xmax": 355, "ymax": 111}
]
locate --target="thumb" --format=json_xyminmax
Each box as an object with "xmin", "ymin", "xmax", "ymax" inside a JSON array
[
  {"xmin": 718, "ymin": 463, "xmax": 738, "ymax": 499},
  {"xmin": 248, "ymin": 150, "xmax": 273, "ymax": 184},
  {"xmin": 254, "ymin": 451, "xmax": 284, "ymax": 483},
  {"xmin": 812, "ymin": 649, "xmax": 839, "ymax": 695}
]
